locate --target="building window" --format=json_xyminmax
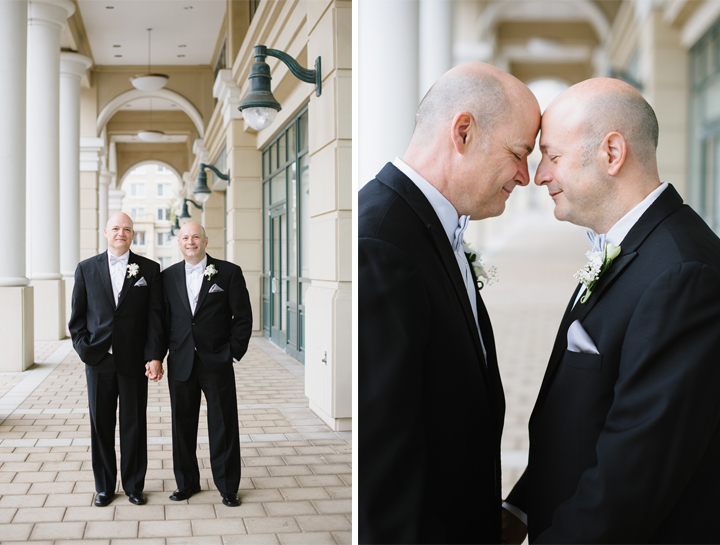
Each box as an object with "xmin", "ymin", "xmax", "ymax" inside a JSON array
[
  {"xmin": 249, "ymin": 0, "xmax": 260, "ymax": 22},
  {"xmin": 157, "ymin": 232, "xmax": 170, "ymax": 246},
  {"xmin": 157, "ymin": 165, "xmax": 171, "ymax": 174},
  {"xmin": 157, "ymin": 207, "xmax": 170, "ymax": 221},
  {"xmin": 130, "ymin": 207, "xmax": 145, "ymax": 220},
  {"xmin": 156, "ymin": 183, "xmax": 172, "ymax": 197},
  {"xmin": 213, "ymin": 36, "xmax": 227, "ymax": 87},
  {"xmin": 690, "ymin": 20, "xmax": 720, "ymax": 233},
  {"xmin": 130, "ymin": 183, "xmax": 145, "ymax": 197},
  {"xmin": 261, "ymin": 105, "xmax": 309, "ymax": 362},
  {"xmin": 133, "ymin": 231, "xmax": 145, "ymax": 245},
  {"xmin": 158, "ymin": 256, "xmax": 173, "ymax": 270}
]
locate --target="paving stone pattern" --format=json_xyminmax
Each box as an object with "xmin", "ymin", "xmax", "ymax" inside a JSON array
[{"xmin": 0, "ymin": 338, "xmax": 351, "ymax": 544}]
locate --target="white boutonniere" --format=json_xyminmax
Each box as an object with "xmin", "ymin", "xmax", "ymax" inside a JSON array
[
  {"xmin": 574, "ymin": 243, "xmax": 621, "ymax": 304},
  {"xmin": 462, "ymin": 241, "xmax": 497, "ymax": 290},
  {"xmin": 204, "ymin": 264, "xmax": 218, "ymax": 280},
  {"xmin": 126, "ymin": 263, "xmax": 139, "ymax": 279}
]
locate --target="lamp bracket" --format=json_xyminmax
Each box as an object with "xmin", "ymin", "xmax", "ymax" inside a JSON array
[
  {"xmin": 266, "ymin": 48, "xmax": 322, "ymax": 97},
  {"xmin": 200, "ymin": 163, "xmax": 231, "ymax": 183},
  {"xmin": 185, "ymin": 198, "xmax": 203, "ymax": 211}
]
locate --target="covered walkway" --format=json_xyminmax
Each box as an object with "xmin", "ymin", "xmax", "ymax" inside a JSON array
[{"xmin": 0, "ymin": 338, "xmax": 351, "ymax": 543}]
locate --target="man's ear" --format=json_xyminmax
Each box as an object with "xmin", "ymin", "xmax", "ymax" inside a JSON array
[
  {"xmin": 451, "ymin": 111, "xmax": 474, "ymax": 154},
  {"xmin": 601, "ymin": 131, "xmax": 626, "ymax": 176}
]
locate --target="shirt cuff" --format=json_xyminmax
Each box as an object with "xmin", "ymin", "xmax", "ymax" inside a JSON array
[{"xmin": 502, "ymin": 501, "xmax": 527, "ymax": 526}]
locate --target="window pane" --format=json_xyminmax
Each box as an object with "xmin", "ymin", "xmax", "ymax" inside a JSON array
[
  {"xmin": 278, "ymin": 133, "xmax": 286, "ymax": 164},
  {"xmin": 263, "ymin": 182, "xmax": 270, "ymax": 274},
  {"xmin": 270, "ymin": 172, "xmax": 286, "ymax": 205},
  {"xmin": 299, "ymin": 154, "xmax": 311, "ymax": 279},
  {"xmin": 299, "ymin": 110, "xmax": 308, "ymax": 151},
  {"xmin": 289, "ymin": 162, "xmax": 297, "ymax": 279},
  {"xmin": 287, "ymin": 124, "xmax": 296, "ymax": 161}
]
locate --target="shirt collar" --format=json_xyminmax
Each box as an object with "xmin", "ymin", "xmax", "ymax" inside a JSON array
[
  {"xmin": 604, "ymin": 182, "xmax": 668, "ymax": 247},
  {"xmin": 185, "ymin": 255, "xmax": 207, "ymax": 271},
  {"xmin": 393, "ymin": 157, "xmax": 461, "ymax": 247},
  {"xmin": 107, "ymin": 249, "xmax": 130, "ymax": 263}
]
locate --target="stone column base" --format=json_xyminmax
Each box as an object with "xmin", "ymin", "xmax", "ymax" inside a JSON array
[
  {"xmin": 31, "ymin": 278, "xmax": 66, "ymax": 341},
  {"xmin": 304, "ymin": 282, "xmax": 352, "ymax": 431},
  {"xmin": 0, "ymin": 286, "xmax": 34, "ymax": 371}
]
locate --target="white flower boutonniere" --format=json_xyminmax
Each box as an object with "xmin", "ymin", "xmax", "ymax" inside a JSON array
[
  {"xmin": 126, "ymin": 263, "xmax": 139, "ymax": 279},
  {"xmin": 574, "ymin": 243, "xmax": 621, "ymax": 304},
  {"xmin": 204, "ymin": 264, "xmax": 218, "ymax": 281},
  {"xmin": 462, "ymin": 240, "xmax": 497, "ymax": 290}
]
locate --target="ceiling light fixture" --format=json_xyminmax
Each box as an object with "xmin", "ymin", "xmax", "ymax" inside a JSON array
[
  {"xmin": 130, "ymin": 28, "xmax": 169, "ymax": 91},
  {"xmin": 137, "ymin": 97, "xmax": 165, "ymax": 142}
]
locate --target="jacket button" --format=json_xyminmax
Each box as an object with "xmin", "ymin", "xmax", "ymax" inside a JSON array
[{"xmin": 192, "ymin": 322, "xmax": 195, "ymax": 326}]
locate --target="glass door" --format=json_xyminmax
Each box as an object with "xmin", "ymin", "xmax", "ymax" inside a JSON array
[{"xmin": 269, "ymin": 205, "xmax": 287, "ymax": 347}]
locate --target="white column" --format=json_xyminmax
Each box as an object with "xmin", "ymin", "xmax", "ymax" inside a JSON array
[
  {"xmin": 98, "ymin": 170, "xmax": 112, "ymax": 251},
  {"xmin": 0, "ymin": 0, "xmax": 34, "ymax": 371},
  {"xmin": 26, "ymin": 0, "xmax": 74, "ymax": 340},
  {"xmin": 59, "ymin": 52, "xmax": 92, "ymax": 335},
  {"xmin": 419, "ymin": 0, "xmax": 453, "ymax": 99},
  {"xmin": 358, "ymin": 0, "xmax": 419, "ymax": 188}
]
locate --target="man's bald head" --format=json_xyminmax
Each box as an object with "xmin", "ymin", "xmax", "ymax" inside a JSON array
[
  {"xmin": 107, "ymin": 212, "xmax": 133, "ymax": 231},
  {"xmin": 547, "ymin": 78, "xmax": 659, "ymax": 168},
  {"xmin": 413, "ymin": 63, "xmax": 525, "ymax": 149},
  {"xmin": 414, "ymin": 65, "xmax": 508, "ymax": 147},
  {"xmin": 179, "ymin": 221, "xmax": 206, "ymax": 239}
]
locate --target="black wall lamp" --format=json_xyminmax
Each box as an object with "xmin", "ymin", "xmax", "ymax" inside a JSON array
[
  {"xmin": 178, "ymin": 198, "xmax": 203, "ymax": 225},
  {"xmin": 169, "ymin": 216, "xmax": 180, "ymax": 237},
  {"xmin": 194, "ymin": 163, "xmax": 230, "ymax": 203},
  {"xmin": 237, "ymin": 45, "xmax": 321, "ymax": 131}
]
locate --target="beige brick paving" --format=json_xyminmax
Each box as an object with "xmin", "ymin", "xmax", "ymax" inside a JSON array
[
  {"xmin": 0, "ymin": 338, "xmax": 352, "ymax": 543},
  {"xmin": 480, "ymin": 210, "xmax": 589, "ymax": 497}
]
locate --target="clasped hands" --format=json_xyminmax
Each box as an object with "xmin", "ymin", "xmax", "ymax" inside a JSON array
[{"xmin": 145, "ymin": 359, "xmax": 164, "ymax": 382}]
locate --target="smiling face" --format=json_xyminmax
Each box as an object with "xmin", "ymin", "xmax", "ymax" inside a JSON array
[
  {"xmin": 534, "ymin": 101, "xmax": 613, "ymax": 231},
  {"xmin": 178, "ymin": 221, "xmax": 208, "ymax": 264},
  {"xmin": 104, "ymin": 213, "xmax": 134, "ymax": 256},
  {"xmin": 453, "ymin": 106, "xmax": 539, "ymax": 220}
]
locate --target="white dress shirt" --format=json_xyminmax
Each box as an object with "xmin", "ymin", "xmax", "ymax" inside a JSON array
[
  {"xmin": 107, "ymin": 249, "xmax": 129, "ymax": 354},
  {"xmin": 393, "ymin": 157, "xmax": 487, "ymax": 361},
  {"xmin": 185, "ymin": 256, "xmax": 207, "ymax": 315},
  {"xmin": 107, "ymin": 249, "xmax": 130, "ymax": 306}
]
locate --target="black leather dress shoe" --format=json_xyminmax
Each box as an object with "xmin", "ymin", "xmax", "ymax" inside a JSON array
[
  {"xmin": 94, "ymin": 492, "xmax": 115, "ymax": 507},
  {"xmin": 126, "ymin": 491, "xmax": 147, "ymax": 505},
  {"xmin": 169, "ymin": 487, "xmax": 200, "ymax": 501},
  {"xmin": 221, "ymin": 493, "xmax": 241, "ymax": 507}
]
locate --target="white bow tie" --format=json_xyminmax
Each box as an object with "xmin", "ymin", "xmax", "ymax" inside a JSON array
[
  {"xmin": 186, "ymin": 263, "xmax": 203, "ymax": 274},
  {"xmin": 453, "ymin": 215, "xmax": 470, "ymax": 253},
  {"xmin": 586, "ymin": 230, "xmax": 607, "ymax": 254},
  {"xmin": 109, "ymin": 255, "xmax": 125, "ymax": 267}
]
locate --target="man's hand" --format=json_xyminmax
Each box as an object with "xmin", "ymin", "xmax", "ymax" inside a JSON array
[
  {"xmin": 145, "ymin": 359, "xmax": 164, "ymax": 382},
  {"xmin": 502, "ymin": 506, "xmax": 528, "ymax": 545}
]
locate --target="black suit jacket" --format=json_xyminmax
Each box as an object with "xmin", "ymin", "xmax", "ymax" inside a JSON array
[
  {"xmin": 359, "ymin": 163, "xmax": 506, "ymax": 544},
  {"xmin": 507, "ymin": 185, "xmax": 720, "ymax": 543},
  {"xmin": 69, "ymin": 251, "xmax": 164, "ymax": 376},
  {"xmin": 162, "ymin": 254, "xmax": 253, "ymax": 382}
]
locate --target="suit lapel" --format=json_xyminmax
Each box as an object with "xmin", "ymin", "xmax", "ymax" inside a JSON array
[
  {"xmin": 116, "ymin": 251, "xmax": 137, "ymax": 309},
  {"xmin": 96, "ymin": 252, "xmax": 115, "ymax": 306},
  {"xmin": 377, "ymin": 163, "xmax": 490, "ymax": 375},
  {"xmin": 174, "ymin": 262, "xmax": 193, "ymax": 316},
  {"xmin": 534, "ymin": 184, "xmax": 685, "ymax": 409},
  {"xmin": 193, "ymin": 255, "xmax": 214, "ymax": 314}
]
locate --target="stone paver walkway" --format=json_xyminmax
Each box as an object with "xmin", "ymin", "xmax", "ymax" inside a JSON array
[
  {"xmin": 479, "ymin": 208, "xmax": 589, "ymax": 497},
  {"xmin": 0, "ymin": 338, "xmax": 351, "ymax": 544}
]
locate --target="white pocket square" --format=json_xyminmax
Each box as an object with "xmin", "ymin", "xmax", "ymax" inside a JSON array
[
  {"xmin": 134, "ymin": 277, "xmax": 147, "ymax": 287},
  {"xmin": 209, "ymin": 283, "xmax": 224, "ymax": 293},
  {"xmin": 567, "ymin": 320, "xmax": 599, "ymax": 354}
]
